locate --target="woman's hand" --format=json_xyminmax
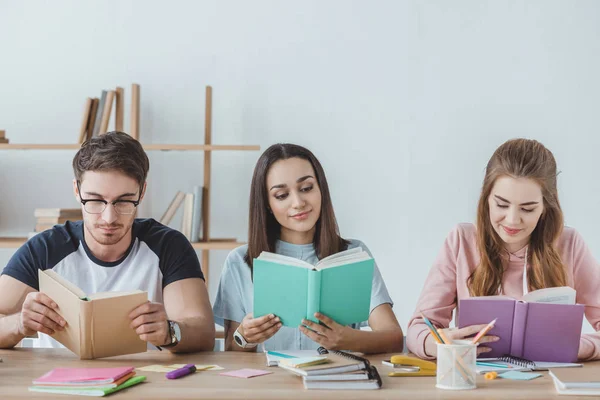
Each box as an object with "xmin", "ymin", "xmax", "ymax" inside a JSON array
[
  {"xmin": 300, "ymin": 312, "xmax": 353, "ymax": 350},
  {"xmin": 424, "ymin": 324, "xmax": 499, "ymax": 357},
  {"xmin": 237, "ymin": 313, "xmax": 282, "ymax": 344}
]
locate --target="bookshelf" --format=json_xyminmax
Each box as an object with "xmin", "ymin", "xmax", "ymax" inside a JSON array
[{"xmin": 0, "ymin": 86, "xmax": 260, "ymax": 284}]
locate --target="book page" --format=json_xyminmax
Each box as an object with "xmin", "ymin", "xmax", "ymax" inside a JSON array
[
  {"xmin": 87, "ymin": 290, "xmax": 144, "ymax": 301},
  {"xmin": 316, "ymin": 251, "xmax": 371, "ymax": 270},
  {"xmin": 522, "ymin": 286, "xmax": 576, "ymax": 305},
  {"xmin": 257, "ymin": 252, "xmax": 313, "ymax": 269},
  {"xmin": 317, "ymin": 247, "xmax": 363, "ymax": 266}
]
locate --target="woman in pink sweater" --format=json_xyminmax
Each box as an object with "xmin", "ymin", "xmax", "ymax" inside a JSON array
[{"xmin": 407, "ymin": 138, "xmax": 600, "ymax": 361}]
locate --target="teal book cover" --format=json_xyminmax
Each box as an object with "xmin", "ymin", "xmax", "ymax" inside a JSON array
[{"xmin": 253, "ymin": 251, "xmax": 374, "ymax": 327}]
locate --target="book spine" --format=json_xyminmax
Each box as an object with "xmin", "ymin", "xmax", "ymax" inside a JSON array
[
  {"xmin": 510, "ymin": 301, "xmax": 528, "ymax": 358},
  {"xmin": 307, "ymin": 270, "xmax": 322, "ymax": 324},
  {"xmin": 92, "ymin": 91, "xmax": 107, "ymax": 137},
  {"xmin": 79, "ymin": 300, "xmax": 94, "ymax": 360},
  {"xmin": 190, "ymin": 185, "xmax": 203, "ymax": 242}
]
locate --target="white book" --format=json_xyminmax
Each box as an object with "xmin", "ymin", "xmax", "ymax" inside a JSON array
[
  {"xmin": 181, "ymin": 193, "xmax": 194, "ymax": 240},
  {"xmin": 190, "ymin": 185, "xmax": 203, "ymax": 242}
]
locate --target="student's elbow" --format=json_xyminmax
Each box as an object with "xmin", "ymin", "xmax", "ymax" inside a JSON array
[{"xmin": 389, "ymin": 327, "xmax": 404, "ymax": 352}]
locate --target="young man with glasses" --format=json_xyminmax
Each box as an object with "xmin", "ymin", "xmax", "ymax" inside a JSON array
[{"xmin": 0, "ymin": 132, "xmax": 215, "ymax": 352}]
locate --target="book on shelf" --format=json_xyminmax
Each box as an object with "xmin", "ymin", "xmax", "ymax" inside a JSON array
[
  {"xmin": 181, "ymin": 193, "xmax": 194, "ymax": 240},
  {"xmin": 159, "ymin": 191, "xmax": 186, "ymax": 225},
  {"xmin": 253, "ymin": 247, "xmax": 373, "ymax": 327},
  {"xmin": 0, "ymin": 138, "xmax": 8, "ymax": 144},
  {"xmin": 92, "ymin": 90, "xmax": 107, "ymax": 138},
  {"xmin": 0, "ymin": 129, "xmax": 5, "ymax": 138},
  {"xmin": 84, "ymin": 98, "xmax": 99, "ymax": 143},
  {"xmin": 36, "ymin": 217, "xmax": 75, "ymax": 225},
  {"xmin": 34, "ymin": 208, "xmax": 82, "ymax": 219},
  {"xmin": 190, "ymin": 185, "xmax": 203, "ymax": 242},
  {"xmin": 38, "ymin": 269, "xmax": 147, "ymax": 359},
  {"xmin": 78, "ymin": 98, "xmax": 93, "ymax": 144},
  {"xmin": 458, "ymin": 286, "xmax": 584, "ymax": 363}
]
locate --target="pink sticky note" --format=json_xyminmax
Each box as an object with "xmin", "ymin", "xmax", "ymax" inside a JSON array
[{"xmin": 220, "ymin": 369, "xmax": 273, "ymax": 379}]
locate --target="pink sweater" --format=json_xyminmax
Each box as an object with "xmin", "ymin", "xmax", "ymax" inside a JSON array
[{"xmin": 406, "ymin": 223, "xmax": 600, "ymax": 361}]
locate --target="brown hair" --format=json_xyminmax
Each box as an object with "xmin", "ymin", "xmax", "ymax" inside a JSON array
[
  {"xmin": 468, "ymin": 138, "xmax": 567, "ymax": 296},
  {"xmin": 244, "ymin": 144, "xmax": 349, "ymax": 270},
  {"xmin": 72, "ymin": 131, "xmax": 149, "ymax": 187}
]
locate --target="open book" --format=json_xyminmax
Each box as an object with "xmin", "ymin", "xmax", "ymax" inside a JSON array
[
  {"xmin": 253, "ymin": 247, "xmax": 374, "ymax": 326},
  {"xmin": 458, "ymin": 287, "xmax": 584, "ymax": 363},
  {"xmin": 38, "ymin": 270, "xmax": 148, "ymax": 359}
]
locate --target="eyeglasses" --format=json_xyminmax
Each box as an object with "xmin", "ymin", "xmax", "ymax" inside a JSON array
[{"xmin": 77, "ymin": 181, "xmax": 141, "ymax": 215}]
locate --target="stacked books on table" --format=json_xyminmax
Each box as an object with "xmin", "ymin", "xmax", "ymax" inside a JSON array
[
  {"xmin": 29, "ymin": 367, "xmax": 146, "ymax": 396},
  {"xmin": 549, "ymin": 368, "xmax": 600, "ymax": 396},
  {"xmin": 276, "ymin": 347, "xmax": 382, "ymax": 390},
  {"xmin": 34, "ymin": 208, "xmax": 83, "ymax": 233}
]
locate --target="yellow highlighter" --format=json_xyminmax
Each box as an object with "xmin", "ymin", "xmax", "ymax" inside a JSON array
[{"xmin": 386, "ymin": 355, "xmax": 437, "ymax": 377}]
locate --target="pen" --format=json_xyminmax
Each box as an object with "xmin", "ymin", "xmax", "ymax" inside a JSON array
[{"xmin": 166, "ymin": 363, "xmax": 196, "ymax": 379}]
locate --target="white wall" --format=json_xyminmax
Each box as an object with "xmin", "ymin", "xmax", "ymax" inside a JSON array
[{"xmin": 1, "ymin": 0, "xmax": 599, "ymax": 334}]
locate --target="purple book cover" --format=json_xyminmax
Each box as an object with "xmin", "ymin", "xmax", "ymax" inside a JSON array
[{"xmin": 458, "ymin": 298, "xmax": 584, "ymax": 362}]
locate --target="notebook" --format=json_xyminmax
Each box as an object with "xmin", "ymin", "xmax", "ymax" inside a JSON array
[
  {"xmin": 550, "ymin": 370, "xmax": 600, "ymax": 396},
  {"xmin": 253, "ymin": 247, "xmax": 374, "ymax": 326},
  {"xmin": 278, "ymin": 347, "xmax": 369, "ymax": 376},
  {"xmin": 549, "ymin": 369, "xmax": 600, "ymax": 389},
  {"xmin": 33, "ymin": 367, "xmax": 135, "ymax": 386},
  {"xmin": 265, "ymin": 350, "xmax": 321, "ymax": 366},
  {"xmin": 458, "ymin": 286, "xmax": 584, "ymax": 362},
  {"xmin": 476, "ymin": 356, "xmax": 582, "ymax": 374},
  {"xmin": 29, "ymin": 376, "xmax": 146, "ymax": 397},
  {"xmin": 302, "ymin": 365, "xmax": 382, "ymax": 390},
  {"xmin": 38, "ymin": 269, "xmax": 148, "ymax": 359}
]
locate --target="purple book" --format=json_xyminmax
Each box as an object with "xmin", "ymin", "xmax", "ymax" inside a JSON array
[{"xmin": 458, "ymin": 298, "xmax": 584, "ymax": 363}]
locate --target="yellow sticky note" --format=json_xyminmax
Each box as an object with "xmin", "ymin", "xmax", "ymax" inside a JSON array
[
  {"xmin": 137, "ymin": 365, "xmax": 177, "ymax": 372},
  {"xmin": 197, "ymin": 364, "xmax": 225, "ymax": 371}
]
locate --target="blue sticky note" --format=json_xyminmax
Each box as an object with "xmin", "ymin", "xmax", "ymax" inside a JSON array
[{"xmin": 499, "ymin": 371, "xmax": 542, "ymax": 380}]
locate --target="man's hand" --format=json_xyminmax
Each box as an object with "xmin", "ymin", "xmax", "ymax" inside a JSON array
[
  {"xmin": 19, "ymin": 292, "xmax": 66, "ymax": 336},
  {"xmin": 129, "ymin": 302, "xmax": 170, "ymax": 347},
  {"xmin": 299, "ymin": 313, "xmax": 351, "ymax": 350}
]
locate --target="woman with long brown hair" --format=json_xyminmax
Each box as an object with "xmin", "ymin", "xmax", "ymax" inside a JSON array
[
  {"xmin": 407, "ymin": 138, "xmax": 600, "ymax": 361},
  {"xmin": 213, "ymin": 143, "xmax": 403, "ymax": 353}
]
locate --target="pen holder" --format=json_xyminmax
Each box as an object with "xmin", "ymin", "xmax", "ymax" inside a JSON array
[{"xmin": 436, "ymin": 341, "xmax": 477, "ymax": 390}]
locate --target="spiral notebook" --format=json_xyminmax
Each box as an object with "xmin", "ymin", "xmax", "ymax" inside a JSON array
[
  {"xmin": 303, "ymin": 365, "xmax": 382, "ymax": 390},
  {"xmin": 277, "ymin": 347, "xmax": 368, "ymax": 376},
  {"xmin": 477, "ymin": 355, "xmax": 582, "ymax": 374}
]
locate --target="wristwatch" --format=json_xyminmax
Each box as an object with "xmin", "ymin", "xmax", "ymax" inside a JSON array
[
  {"xmin": 233, "ymin": 327, "xmax": 257, "ymax": 349},
  {"xmin": 159, "ymin": 320, "xmax": 181, "ymax": 349}
]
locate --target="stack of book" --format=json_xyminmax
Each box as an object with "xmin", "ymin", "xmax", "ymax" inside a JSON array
[
  {"xmin": 29, "ymin": 367, "xmax": 145, "ymax": 396},
  {"xmin": 34, "ymin": 208, "xmax": 83, "ymax": 232},
  {"xmin": 78, "ymin": 83, "xmax": 140, "ymax": 143},
  {"xmin": 160, "ymin": 187, "xmax": 203, "ymax": 242},
  {"xmin": 0, "ymin": 129, "xmax": 7, "ymax": 144},
  {"xmin": 277, "ymin": 347, "xmax": 382, "ymax": 390}
]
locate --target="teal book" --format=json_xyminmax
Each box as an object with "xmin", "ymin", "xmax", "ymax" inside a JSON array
[{"xmin": 253, "ymin": 247, "xmax": 374, "ymax": 327}]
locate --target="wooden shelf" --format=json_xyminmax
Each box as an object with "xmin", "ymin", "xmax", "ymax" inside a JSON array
[
  {"xmin": 0, "ymin": 144, "xmax": 260, "ymax": 151},
  {"xmin": 0, "ymin": 237, "xmax": 244, "ymax": 250}
]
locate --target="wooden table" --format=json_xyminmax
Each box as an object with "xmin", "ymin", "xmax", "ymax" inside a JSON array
[{"xmin": 0, "ymin": 348, "xmax": 598, "ymax": 399}]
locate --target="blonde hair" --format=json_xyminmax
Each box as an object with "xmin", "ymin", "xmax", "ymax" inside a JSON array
[{"xmin": 468, "ymin": 139, "xmax": 567, "ymax": 296}]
